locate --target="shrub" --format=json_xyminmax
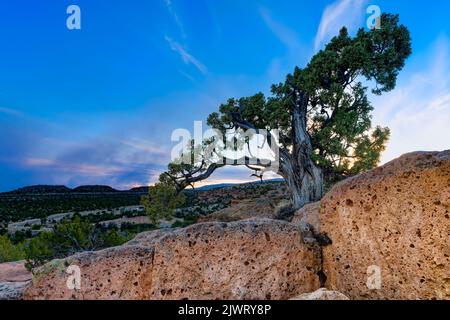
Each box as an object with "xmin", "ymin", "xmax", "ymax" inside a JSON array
[
  {"xmin": 24, "ymin": 217, "xmax": 133, "ymax": 270},
  {"xmin": 25, "ymin": 232, "xmax": 55, "ymax": 269},
  {"xmin": 0, "ymin": 234, "xmax": 25, "ymax": 263},
  {"xmin": 141, "ymin": 183, "xmax": 185, "ymax": 225}
]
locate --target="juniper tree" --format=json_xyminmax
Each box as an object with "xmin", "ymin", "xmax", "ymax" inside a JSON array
[{"xmin": 153, "ymin": 13, "xmax": 411, "ymax": 211}]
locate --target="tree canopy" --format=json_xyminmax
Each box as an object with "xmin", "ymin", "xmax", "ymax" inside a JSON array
[{"xmin": 144, "ymin": 13, "xmax": 411, "ymax": 215}]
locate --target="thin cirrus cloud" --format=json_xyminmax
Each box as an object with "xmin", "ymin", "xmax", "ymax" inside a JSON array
[
  {"xmin": 259, "ymin": 6, "xmax": 302, "ymax": 52},
  {"xmin": 24, "ymin": 158, "xmax": 125, "ymax": 177},
  {"xmin": 314, "ymin": 0, "xmax": 368, "ymax": 51},
  {"xmin": 165, "ymin": 36, "xmax": 208, "ymax": 75},
  {"xmin": 163, "ymin": 0, "xmax": 186, "ymax": 39},
  {"xmin": 118, "ymin": 138, "xmax": 168, "ymax": 157}
]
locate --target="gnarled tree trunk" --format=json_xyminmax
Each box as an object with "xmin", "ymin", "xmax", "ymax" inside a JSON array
[
  {"xmin": 282, "ymin": 156, "xmax": 323, "ymax": 209},
  {"xmin": 280, "ymin": 91, "xmax": 324, "ymax": 209}
]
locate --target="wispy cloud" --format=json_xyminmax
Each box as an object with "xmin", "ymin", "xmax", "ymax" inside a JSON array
[
  {"xmin": 0, "ymin": 107, "xmax": 23, "ymax": 117},
  {"xmin": 257, "ymin": 6, "xmax": 311, "ymax": 85},
  {"xmin": 165, "ymin": 36, "xmax": 208, "ymax": 75},
  {"xmin": 24, "ymin": 158, "xmax": 125, "ymax": 177},
  {"xmin": 178, "ymin": 70, "xmax": 196, "ymax": 83},
  {"xmin": 259, "ymin": 6, "xmax": 301, "ymax": 52},
  {"xmin": 314, "ymin": 0, "xmax": 367, "ymax": 51},
  {"xmin": 20, "ymin": 135, "xmax": 169, "ymax": 188},
  {"xmin": 118, "ymin": 138, "xmax": 167, "ymax": 156},
  {"xmin": 373, "ymin": 36, "xmax": 450, "ymax": 163},
  {"xmin": 164, "ymin": 0, "xmax": 186, "ymax": 39}
]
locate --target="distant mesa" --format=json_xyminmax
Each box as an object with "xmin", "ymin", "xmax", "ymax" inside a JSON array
[
  {"xmin": 8, "ymin": 185, "xmax": 72, "ymax": 194},
  {"xmin": 72, "ymin": 185, "xmax": 118, "ymax": 193},
  {"xmin": 3, "ymin": 178, "xmax": 286, "ymax": 195},
  {"xmin": 129, "ymin": 186, "xmax": 150, "ymax": 193},
  {"xmin": 4, "ymin": 184, "xmax": 122, "ymax": 194}
]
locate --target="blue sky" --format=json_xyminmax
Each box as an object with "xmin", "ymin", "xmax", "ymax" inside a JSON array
[{"xmin": 0, "ymin": 0, "xmax": 449, "ymax": 191}]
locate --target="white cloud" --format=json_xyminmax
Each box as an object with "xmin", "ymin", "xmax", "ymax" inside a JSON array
[
  {"xmin": 178, "ymin": 70, "xmax": 196, "ymax": 83},
  {"xmin": 372, "ymin": 36, "xmax": 450, "ymax": 163},
  {"xmin": 163, "ymin": 0, "xmax": 186, "ymax": 39},
  {"xmin": 259, "ymin": 6, "xmax": 301, "ymax": 52},
  {"xmin": 314, "ymin": 0, "xmax": 367, "ymax": 51},
  {"xmin": 24, "ymin": 157, "xmax": 125, "ymax": 177},
  {"xmin": 165, "ymin": 36, "xmax": 208, "ymax": 75}
]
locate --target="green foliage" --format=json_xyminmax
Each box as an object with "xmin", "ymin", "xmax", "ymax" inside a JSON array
[
  {"xmin": 141, "ymin": 183, "xmax": 185, "ymax": 225},
  {"xmin": 0, "ymin": 234, "xmax": 25, "ymax": 263},
  {"xmin": 120, "ymin": 222, "xmax": 156, "ymax": 234},
  {"xmin": 207, "ymin": 14, "xmax": 410, "ymax": 185},
  {"xmin": 25, "ymin": 232, "xmax": 55, "ymax": 269},
  {"xmin": 97, "ymin": 228, "xmax": 131, "ymax": 248},
  {"xmin": 0, "ymin": 191, "xmax": 144, "ymax": 222},
  {"xmin": 10, "ymin": 230, "xmax": 32, "ymax": 244},
  {"xmin": 24, "ymin": 217, "xmax": 132, "ymax": 270},
  {"xmin": 52, "ymin": 216, "xmax": 95, "ymax": 252}
]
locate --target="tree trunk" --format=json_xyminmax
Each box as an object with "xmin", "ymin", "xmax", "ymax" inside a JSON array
[
  {"xmin": 282, "ymin": 90, "xmax": 324, "ymax": 209},
  {"xmin": 282, "ymin": 155, "xmax": 323, "ymax": 210}
]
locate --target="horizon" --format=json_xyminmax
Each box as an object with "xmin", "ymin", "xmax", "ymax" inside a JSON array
[
  {"xmin": 2, "ymin": 177, "xmax": 286, "ymax": 193},
  {"xmin": 1, "ymin": 0, "xmax": 450, "ymax": 192}
]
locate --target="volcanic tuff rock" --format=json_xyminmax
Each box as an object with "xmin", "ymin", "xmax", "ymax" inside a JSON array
[
  {"xmin": 19, "ymin": 150, "xmax": 450, "ymax": 300},
  {"xmin": 0, "ymin": 282, "xmax": 30, "ymax": 300},
  {"xmin": 0, "ymin": 261, "xmax": 32, "ymax": 300},
  {"xmin": 290, "ymin": 288, "xmax": 349, "ymax": 300},
  {"xmin": 24, "ymin": 219, "xmax": 320, "ymax": 300},
  {"xmin": 198, "ymin": 198, "xmax": 278, "ymax": 222},
  {"xmin": 299, "ymin": 151, "xmax": 450, "ymax": 300},
  {"xmin": 0, "ymin": 261, "xmax": 32, "ymax": 282}
]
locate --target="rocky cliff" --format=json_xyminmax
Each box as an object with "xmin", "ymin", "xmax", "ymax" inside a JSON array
[
  {"xmin": 0, "ymin": 261, "xmax": 32, "ymax": 300},
  {"xmin": 23, "ymin": 220, "xmax": 320, "ymax": 300},
  {"xmin": 294, "ymin": 150, "xmax": 450, "ymax": 299},
  {"xmin": 320, "ymin": 150, "xmax": 450, "ymax": 299},
  {"xmin": 14, "ymin": 150, "xmax": 450, "ymax": 300}
]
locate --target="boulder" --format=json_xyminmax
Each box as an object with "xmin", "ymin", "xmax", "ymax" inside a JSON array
[
  {"xmin": 0, "ymin": 261, "xmax": 32, "ymax": 300},
  {"xmin": 0, "ymin": 261, "xmax": 32, "ymax": 282},
  {"xmin": 318, "ymin": 151, "xmax": 450, "ymax": 299},
  {"xmin": 21, "ymin": 150, "xmax": 450, "ymax": 300},
  {"xmin": 24, "ymin": 219, "xmax": 320, "ymax": 300},
  {"xmin": 0, "ymin": 282, "xmax": 30, "ymax": 300},
  {"xmin": 290, "ymin": 288, "xmax": 349, "ymax": 300},
  {"xmin": 198, "ymin": 198, "xmax": 277, "ymax": 222},
  {"xmin": 291, "ymin": 201, "xmax": 321, "ymax": 230}
]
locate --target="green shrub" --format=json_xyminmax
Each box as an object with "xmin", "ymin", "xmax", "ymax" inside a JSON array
[
  {"xmin": 0, "ymin": 234, "xmax": 25, "ymax": 263},
  {"xmin": 98, "ymin": 229, "xmax": 131, "ymax": 247},
  {"xmin": 141, "ymin": 183, "xmax": 185, "ymax": 224},
  {"xmin": 24, "ymin": 232, "xmax": 55, "ymax": 269},
  {"xmin": 24, "ymin": 216, "xmax": 134, "ymax": 270}
]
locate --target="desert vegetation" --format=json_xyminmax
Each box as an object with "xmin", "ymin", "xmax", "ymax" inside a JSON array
[
  {"xmin": 0, "ymin": 187, "xmax": 146, "ymax": 222},
  {"xmin": 0, "ymin": 180, "xmax": 287, "ymax": 269}
]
